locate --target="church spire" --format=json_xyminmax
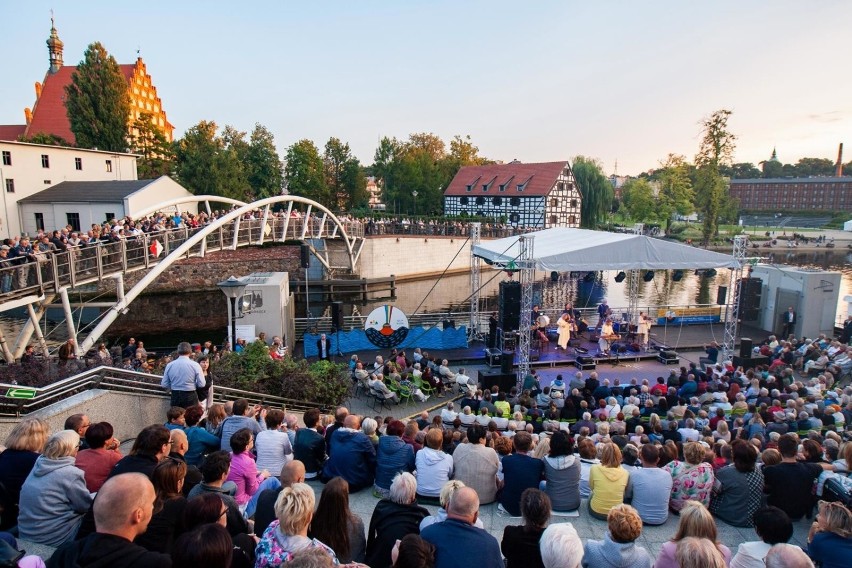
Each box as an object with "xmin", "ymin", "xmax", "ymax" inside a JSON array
[
  {"xmin": 47, "ymin": 11, "xmax": 64, "ymax": 74},
  {"xmin": 770, "ymin": 147, "xmax": 778, "ymax": 162}
]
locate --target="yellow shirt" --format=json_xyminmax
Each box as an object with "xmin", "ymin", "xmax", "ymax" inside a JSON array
[
  {"xmin": 494, "ymin": 400, "xmax": 511, "ymax": 417},
  {"xmin": 588, "ymin": 464, "xmax": 630, "ymax": 514}
]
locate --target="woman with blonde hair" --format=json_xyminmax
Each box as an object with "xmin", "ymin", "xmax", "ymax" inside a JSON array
[
  {"xmin": 254, "ymin": 482, "xmax": 338, "ymax": 566},
  {"xmin": 588, "ymin": 442, "xmax": 630, "ymax": 520},
  {"xmin": 584, "ymin": 504, "xmax": 653, "ymax": 567},
  {"xmin": 654, "ymin": 501, "xmax": 731, "ymax": 568},
  {"xmin": 713, "ymin": 420, "xmax": 731, "ymax": 443},
  {"xmin": 663, "ymin": 441, "xmax": 715, "ymax": 512},
  {"xmin": 531, "ymin": 436, "xmax": 551, "ymax": 460},
  {"xmin": 203, "ymin": 403, "xmax": 227, "ymax": 434},
  {"xmin": 674, "ymin": 537, "xmax": 728, "ymax": 568},
  {"xmin": 17, "ymin": 430, "xmax": 93, "ymax": 547},
  {"xmin": 806, "ymin": 500, "xmax": 852, "ymax": 566},
  {"xmin": 0, "ymin": 417, "xmax": 49, "ymax": 530}
]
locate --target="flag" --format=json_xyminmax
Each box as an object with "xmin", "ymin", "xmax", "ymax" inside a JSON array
[{"xmin": 149, "ymin": 240, "xmax": 163, "ymax": 257}]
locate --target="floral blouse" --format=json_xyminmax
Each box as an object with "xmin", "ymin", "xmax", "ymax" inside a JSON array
[
  {"xmin": 255, "ymin": 520, "xmax": 339, "ymax": 567},
  {"xmin": 663, "ymin": 460, "xmax": 715, "ymax": 511}
]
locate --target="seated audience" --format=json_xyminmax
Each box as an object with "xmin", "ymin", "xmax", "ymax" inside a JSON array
[
  {"xmin": 183, "ymin": 405, "xmax": 220, "ymax": 467},
  {"xmin": 583, "ymin": 504, "xmax": 653, "ymax": 568},
  {"xmin": 730, "ymin": 506, "xmax": 793, "ymax": 568},
  {"xmin": 226, "ymin": 428, "xmax": 270, "ymax": 509},
  {"xmin": 366, "ymin": 472, "xmax": 429, "ymax": 568},
  {"xmin": 541, "ymin": 430, "xmax": 581, "ymax": 513},
  {"xmin": 186, "ymin": 450, "xmax": 249, "ymax": 536},
  {"xmin": 539, "ymin": 522, "xmax": 584, "ymax": 568},
  {"xmin": 674, "ymin": 537, "xmax": 727, "ymax": 568},
  {"xmin": 499, "ymin": 432, "xmax": 544, "ymax": 517},
  {"xmin": 75, "ymin": 422, "xmax": 122, "ymax": 493},
  {"xmin": 663, "ymin": 441, "xmax": 714, "ymax": 512},
  {"xmin": 182, "ymin": 492, "xmax": 255, "ymax": 567},
  {"xmin": 110, "ymin": 424, "xmax": 171, "ymax": 479},
  {"xmin": 588, "ymin": 443, "xmax": 630, "ymax": 520},
  {"xmin": 0, "ymin": 417, "xmax": 49, "ymax": 531},
  {"xmin": 255, "ymin": 409, "xmax": 294, "ymax": 477},
  {"xmin": 415, "ymin": 427, "xmax": 453, "ymax": 500},
  {"xmin": 321, "ymin": 415, "xmax": 376, "ymax": 492},
  {"xmin": 420, "ymin": 480, "xmax": 485, "ymax": 531},
  {"xmin": 806, "ymin": 500, "xmax": 852, "ymax": 568},
  {"xmin": 627, "ymin": 444, "xmax": 672, "ymax": 525},
  {"xmin": 709, "ymin": 439, "xmax": 763, "ymax": 527},
  {"xmin": 501, "ymin": 488, "xmax": 551, "ymax": 568},
  {"xmin": 764, "ymin": 543, "xmax": 816, "ymax": 568},
  {"xmin": 292, "ymin": 408, "xmax": 327, "ymax": 480},
  {"xmin": 253, "ymin": 460, "xmax": 306, "ymax": 537},
  {"xmin": 764, "ymin": 433, "xmax": 827, "ymax": 521},
  {"xmin": 654, "ymin": 501, "xmax": 731, "ymax": 568},
  {"xmin": 374, "ymin": 420, "xmax": 415, "ymax": 498},
  {"xmin": 134, "ymin": 456, "xmax": 187, "ymax": 554},
  {"xmin": 452, "ymin": 424, "xmax": 500, "ymax": 505},
  {"xmin": 308, "ymin": 477, "xmax": 366, "ymax": 564},
  {"xmin": 171, "ymin": 524, "xmax": 233, "ymax": 568},
  {"xmin": 217, "ymin": 399, "xmax": 264, "ymax": 451},
  {"xmin": 392, "ymin": 534, "xmax": 436, "ymax": 568}
]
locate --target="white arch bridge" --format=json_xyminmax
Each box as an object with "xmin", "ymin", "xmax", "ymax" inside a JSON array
[{"xmin": 0, "ymin": 195, "xmax": 365, "ymax": 362}]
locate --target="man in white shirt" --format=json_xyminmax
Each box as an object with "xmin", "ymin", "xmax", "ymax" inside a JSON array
[
  {"xmin": 677, "ymin": 418, "xmax": 701, "ymax": 442},
  {"xmin": 455, "ymin": 367, "xmax": 475, "ymax": 396}
]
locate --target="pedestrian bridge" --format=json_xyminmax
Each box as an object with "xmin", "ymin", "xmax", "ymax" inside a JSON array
[{"xmin": 0, "ymin": 195, "xmax": 364, "ymax": 362}]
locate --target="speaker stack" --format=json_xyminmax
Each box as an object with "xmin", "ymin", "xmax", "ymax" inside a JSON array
[
  {"xmin": 331, "ymin": 301, "xmax": 344, "ymax": 331},
  {"xmin": 499, "ymin": 281, "xmax": 521, "ymax": 332},
  {"xmin": 738, "ymin": 278, "xmax": 762, "ymax": 322},
  {"xmin": 479, "ymin": 369, "xmax": 516, "ymax": 393},
  {"xmin": 739, "ymin": 337, "xmax": 753, "ymax": 358}
]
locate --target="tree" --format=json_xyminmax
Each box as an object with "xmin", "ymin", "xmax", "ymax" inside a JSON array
[
  {"xmin": 130, "ymin": 113, "xmax": 175, "ymax": 178},
  {"xmin": 721, "ymin": 162, "xmax": 761, "ymax": 179},
  {"xmin": 694, "ymin": 110, "xmax": 736, "ymax": 245},
  {"xmin": 449, "ymin": 134, "xmax": 489, "ymax": 167},
  {"xmin": 620, "ymin": 178, "xmax": 656, "ymax": 222},
  {"xmin": 64, "ymin": 42, "xmax": 131, "ymax": 152},
  {"xmin": 17, "ymin": 132, "xmax": 73, "ymax": 147},
  {"xmin": 173, "ymin": 120, "xmax": 249, "ymax": 200},
  {"xmin": 284, "ymin": 139, "xmax": 328, "ymax": 205},
  {"xmin": 571, "ymin": 156, "xmax": 613, "ymax": 228},
  {"xmin": 793, "ymin": 157, "xmax": 835, "ymax": 177},
  {"xmin": 246, "ymin": 124, "xmax": 284, "ymax": 199},
  {"xmin": 323, "ymin": 137, "xmax": 351, "ymax": 209},
  {"xmin": 656, "ymin": 154, "xmax": 694, "ymax": 233},
  {"xmin": 760, "ymin": 160, "xmax": 783, "ymax": 178}
]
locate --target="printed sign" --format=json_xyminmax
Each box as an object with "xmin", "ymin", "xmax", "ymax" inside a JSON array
[{"xmin": 364, "ymin": 305, "xmax": 410, "ymax": 348}]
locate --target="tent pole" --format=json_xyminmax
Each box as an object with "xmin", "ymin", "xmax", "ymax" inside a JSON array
[
  {"xmin": 723, "ymin": 235, "xmax": 747, "ymax": 361},
  {"xmin": 517, "ymin": 235, "xmax": 534, "ymax": 387},
  {"xmin": 468, "ymin": 222, "xmax": 482, "ymax": 343},
  {"xmin": 628, "ymin": 269, "xmax": 640, "ymax": 335}
]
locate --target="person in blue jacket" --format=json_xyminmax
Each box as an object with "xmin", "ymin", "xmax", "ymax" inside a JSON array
[
  {"xmin": 321, "ymin": 415, "xmax": 376, "ymax": 492},
  {"xmin": 374, "ymin": 420, "xmax": 415, "ymax": 498},
  {"xmin": 807, "ymin": 500, "xmax": 852, "ymax": 568}
]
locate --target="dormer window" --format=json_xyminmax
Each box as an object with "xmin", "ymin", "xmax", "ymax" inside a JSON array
[{"xmin": 466, "ymin": 185, "xmax": 472, "ymax": 192}]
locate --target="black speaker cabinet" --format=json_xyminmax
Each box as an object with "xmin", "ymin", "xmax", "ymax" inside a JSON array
[
  {"xmin": 500, "ymin": 352, "xmax": 514, "ymax": 374},
  {"xmin": 300, "ymin": 244, "xmax": 311, "ymax": 268},
  {"xmin": 574, "ymin": 356, "xmax": 596, "ymax": 370},
  {"xmin": 499, "ymin": 281, "xmax": 521, "ymax": 332},
  {"xmin": 658, "ymin": 350, "xmax": 679, "ymax": 365},
  {"xmin": 479, "ymin": 370, "xmax": 516, "ymax": 393},
  {"xmin": 732, "ymin": 355, "xmax": 769, "ymax": 370},
  {"xmin": 739, "ymin": 338, "xmax": 753, "ymax": 359},
  {"xmin": 331, "ymin": 301, "xmax": 344, "ymax": 330},
  {"xmin": 716, "ymin": 286, "xmax": 727, "ymax": 305}
]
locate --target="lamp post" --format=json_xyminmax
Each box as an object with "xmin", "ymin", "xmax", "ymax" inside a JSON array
[
  {"xmin": 217, "ymin": 276, "xmax": 247, "ymax": 350},
  {"xmin": 412, "ymin": 190, "xmax": 418, "ymax": 217}
]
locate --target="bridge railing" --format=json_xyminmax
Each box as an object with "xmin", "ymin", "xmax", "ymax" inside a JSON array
[
  {"xmin": 0, "ymin": 365, "xmax": 327, "ymax": 418},
  {"xmin": 0, "ymin": 217, "xmax": 365, "ymax": 307}
]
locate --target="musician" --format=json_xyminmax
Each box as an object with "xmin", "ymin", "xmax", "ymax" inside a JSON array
[
  {"xmin": 597, "ymin": 299, "xmax": 612, "ymax": 323},
  {"xmin": 556, "ymin": 312, "xmax": 572, "ymax": 351},
  {"xmin": 531, "ymin": 305, "xmax": 542, "ymax": 328},
  {"xmin": 598, "ymin": 318, "xmax": 619, "ymax": 356},
  {"xmin": 636, "ymin": 312, "xmax": 652, "ymax": 349},
  {"xmin": 488, "ymin": 312, "xmax": 499, "ymax": 348}
]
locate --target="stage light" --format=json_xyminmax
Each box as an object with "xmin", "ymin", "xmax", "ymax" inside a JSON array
[
  {"xmin": 672, "ymin": 270, "xmax": 684, "ymax": 281},
  {"xmin": 614, "ymin": 271, "xmax": 626, "ymax": 283},
  {"xmin": 643, "ymin": 270, "xmax": 654, "ymax": 282},
  {"xmin": 583, "ymin": 272, "xmax": 595, "ymax": 283},
  {"xmin": 550, "ymin": 271, "xmax": 559, "ymax": 282},
  {"xmin": 703, "ymin": 268, "xmax": 717, "ymax": 278}
]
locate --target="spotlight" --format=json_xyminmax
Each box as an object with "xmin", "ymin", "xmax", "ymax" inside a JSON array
[
  {"xmin": 703, "ymin": 268, "xmax": 717, "ymax": 278},
  {"xmin": 550, "ymin": 271, "xmax": 559, "ymax": 283},
  {"xmin": 672, "ymin": 270, "xmax": 684, "ymax": 282},
  {"xmin": 614, "ymin": 271, "xmax": 626, "ymax": 283},
  {"xmin": 583, "ymin": 272, "xmax": 595, "ymax": 283},
  {"xmin": 643, "ymin": 271, "xmax": 654, "ymax": 282}
]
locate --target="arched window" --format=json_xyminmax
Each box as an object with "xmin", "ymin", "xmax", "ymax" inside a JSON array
[
  {"xmin": 492, "ymin": 196, "xmax": 502, "ymax": 206},
  {"xmin": 510, "ymin": 197, "xmax": 521, "ymax": 207},
  {"xmin": 475, "ymin": 196, "xmax": 485, "ymax": 205}
]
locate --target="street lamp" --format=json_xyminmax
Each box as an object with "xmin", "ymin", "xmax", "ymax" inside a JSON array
[
  {"xmin": 412, "ymin": 190, "xmax": 418, "ymax": 217},
  {"xmin": 217, "ymin": 276, "xmax": 248, "ymax": 350}
]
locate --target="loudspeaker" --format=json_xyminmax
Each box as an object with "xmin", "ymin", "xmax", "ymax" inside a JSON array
[
  {"xmin": 479, "ymin": 370, "xmax": 515, "ymax": 393},
  {"xmin": 300, "ymin": 244, "xmax": 311, "ymax": 268},
  {"xmin": 331, "ymin": 301, "xmax": 344, "ymax": 330},
  {"xmin": 733, "ymin": 355, "xmax": 769, "ymax": 370},
  {"xmin": 550, "ymin": 271, "xmax": 559, "ymax": 282},
  {"xmin": 442, "ymin": 320, "xmax": 456, "ymax": 329},
  {"xmin": 716, "ymin": 286, "xmax": 727, "ymax": 305},
  {"xmin": 739, "ymin": 278, "xmax": 762, "ymax": 310},
  {"xmin": 739, "ymin": 337, "xmax": 753, "ymax": 359},
  {"xmin": 499, "ymin": 281, "xmax": 521, "ymax": 331},
  {"xmin": 500, "ymin": 352, "xmax": 514, "ymax": 374}
]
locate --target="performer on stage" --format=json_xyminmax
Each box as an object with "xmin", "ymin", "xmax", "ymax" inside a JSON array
[
  {"xmin": 531, "ymin": 304, "xmax": 542, "ymax": 328},
  {"xmin": 598, "ymin": 318, "xmax": 619, "ymax": 355},
  {"xmin": 556, "ymin": 312, "xmax": 572, "ymax": 351},
  {"xmin": 488, "ymin": 312, "xmax": 498, "ymax": 348},
  {"xmin": 636, "ymin": 311, "xmax": 652, "ymax": 350},
  {"xmin": 597, "ymin": 299, "xmax": 612, "ymax": 324}
]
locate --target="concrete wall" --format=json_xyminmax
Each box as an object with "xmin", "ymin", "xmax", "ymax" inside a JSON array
[
  {"xmin": 358, "ymin": 236, "xmax": 474, "ymax": 280},
  {"xmin": 0, "ymin": 389, "xmax": 171, "ymax": 444},
  {"xmin": 125, "ymin": 176, "xmax": 196, "ymax": 217}
]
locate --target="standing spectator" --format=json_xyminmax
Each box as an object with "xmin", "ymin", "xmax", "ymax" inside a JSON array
[
  {"xmin": 374, "ymin": 420, "xmax": 415, "ymax": 498},
  {"xmin": 501, "ymin": 488, "xmax": 551, "ymax": 568},
  {"xmin": 366, "ymin": 472, "xmax": 430, "ymax": 568},
  {"xmin": 730, "ymin": 506, "xmax": 793, "ymax": 568},
  {"xmin": 626, "ymin": 444, "xmax": 672, "ymax": 526},
  {"xmin": 18, "ymin": 430, "xmax": 93, "ymax": 546},
  {"xmin": 588, "ymin": 443, "xmax": 630, "ymax": 520},
  {"xmin": 321, "ymin": 415, "xmax": 376, "ymax": 492},
  {"xmin": 806, "ymin": 500, "xmax": 852, "ymax": 567},
  {"xmin": 46, "ymin": 473, "xmax": 171, "ymax": 568},
  {"xmin": 226, "ymin": 428, "xmax": 270, "ymax": 510},
  {"xmin": 499, "ymin": 432, "xmax": 544, "ymax": 517},
  {"xmin": 195, "ymin": 356, "xmax": 212, "ymax": 410},
  {"xmin": 539, "ymin": 523, "xmax": 584, "ymax": 568},
  {"xmin": 664, "ymin": 442, "xmax": 715, "ymax": 513},
  {"xmin": 582, "ymin": 504, "xmax": 653, "ymax": 568},
  {"xmin": 217, "ymin": 399, "xmax": 265, "ymax": 451},
  {"xmin": 764, "ymin": 434, "xmax": 827, "ymax": 520},
  {"xmin": 0, "ymin": 417, "xmax": 49, "ymax": 531},
  {"xmin": 309, "ymin": 477, "xmax": 366, "ymax": 564},
  {"xmin": 160, "ymin": 342, "xmax": 205, "ymax": 408},
  {"xmin": 420, "ymin": 486, "xmax": 503, "ymax": 568},
  {"xmin": 75, "ymin": 421, "xmax": 122, "ymax": 493},
  {"xmin": 541, "ymin": 430, "xmax": 581, "ymax": 513},
  {"xmin": 452, "ymin": 424, "xmax": 500, "ymax": 505},
  {"xmin": 710, "ymin": 439, "xmax": 764, "ymax": 527},
  {"xmin": 58, "ymin": 338, "xmax": 77, "ymax": 368},
  {"xmin": 653, "ymin": 501, "xmax": 731, "ymax": 568},
  {"xmin": 415, "ymin": 428, "xmax": 454, "ymax": 500},
  {"xmin": 255, "ymin": 409, "xmax": 294, "ymax": 477}
]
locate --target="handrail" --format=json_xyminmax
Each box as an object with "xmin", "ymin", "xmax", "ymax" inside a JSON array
[{"xmin": 0, "ymin": 365, "xmax": 329, "ymax": 418}]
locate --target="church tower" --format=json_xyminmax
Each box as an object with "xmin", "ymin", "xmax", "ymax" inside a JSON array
[{"xmin": 46, "ymin": 16, "xmax": 64, "ymax": 74}]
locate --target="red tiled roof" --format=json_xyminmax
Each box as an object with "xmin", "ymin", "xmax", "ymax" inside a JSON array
[
  {"xmin": 25, "ymin": 64, "xmax": 136, "ymax": 145},
  {"xmin": 0, "ymin": 125, "xmax": 26, "ymax": 141},
  {"xmin": 443, "ymin": 161, "xmax": 569, "ymax": 196}
]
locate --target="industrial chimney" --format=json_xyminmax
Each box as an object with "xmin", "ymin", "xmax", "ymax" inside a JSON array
[{"xmin": 836, "ymin": 143, "xmax": 844, "ymax": 177}]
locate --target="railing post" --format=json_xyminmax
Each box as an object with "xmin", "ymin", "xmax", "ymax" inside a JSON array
[
  {"xmin": 120, "ymin": 239, "xmax": 128, "ymax": 272},
  {"xmin": 95, "ymin": 243, "xmax": 103, "ymax": 280},
  {"xmin": 143, "ymin": 233, "xmax": 150, "ymax": 268}
]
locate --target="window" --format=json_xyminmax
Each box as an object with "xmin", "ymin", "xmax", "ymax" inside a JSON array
[
  {"xmin": 66, "ymin": 213, "xmax": 81, "ymax": 232},
  {"xmin": 550, "ymin": 215, "xmax": 558, "ymax": 226},
  {"xmin": 105, "ymin": 213, "xmax": 115, "ymax": 222},
  {"xmin": 570, "ymin": 199, "xmax": 578, "ymax": 208},
  {"xmin": 34, "ymin": 213, "xmax": 44, "ymax": 231},
  {"xmin": 1, "ymin": 151, "xmax": 10, "ymax": 166},
  {"xmin": 550, "ymin": 198, "xmax": 558, "ymax": 207},
  {"xmin": 41, "ymin": 154, "xmax": 50, "ymax": 168},
  {"xmin": 569, "ymin": 215, "xmax": 577, "ymax": 225},
  {"xmin": 43, "ymin": 180, "xmax": 50, "ymax": 185},
  {"xmin": 510, "ymin": 197, "xmax": 521, "ymax": 207},
  {"xmin": 75, "ymin": 157, "xmax": 82, "ymax": 170},
  {"xmin": 492, "ymin": 196, "xmax": 502, "ymax": 206},
  {"xmin": 558, "ymin": 182, "xmax": 565, "ymax": 191},
  {"xmin": 460, "ymin": 196, "xmax": 469, "ymax": 205},
  {"xmin": 4, "ymin": 179, "xmax": 13, "ymax": 193},
  {"xmin": 475, "ymin": 196, "xmax": 485, "ymax": 206},
  {"xmin": 105, "ymin": 160, "xmax": 113, "ymax": 172}
]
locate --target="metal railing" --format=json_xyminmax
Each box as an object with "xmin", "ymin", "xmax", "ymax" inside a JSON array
[
  {"xmin": 0, "ymin": 365, "xmax": 329, "ymax": 418},
  {"xmin": 0, "ymin": 217, "xmax": 365, "ymax": 307},
  {"xmin": 360, "ymin": 220, "xmax": 532, "ymax": 238}
]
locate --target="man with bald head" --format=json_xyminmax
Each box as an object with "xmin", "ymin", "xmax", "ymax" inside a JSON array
[
  {"xmin": 420, "ymin": 486, "xmax": 502, "ymax": 568},
  {"xmin": 47, "ymin": 473, "xmax": 171, "ymax": 567},
  {"xmin": 321, "ymin": 414, "xmax": 376, "ymax": 492},
  {"xmin": 167, "ymin": 429, "xmax": 202, "ymax": 495},
  {"xmin": 252, "ymin": 459, "xmax": 306, "ymax": 536}
]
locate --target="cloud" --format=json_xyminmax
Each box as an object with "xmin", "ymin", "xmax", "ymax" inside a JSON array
[{"xmin": 807, "ymin": 111, "xmax": 845, "ymax": 123}]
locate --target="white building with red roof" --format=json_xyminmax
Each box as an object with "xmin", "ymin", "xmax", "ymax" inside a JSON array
[{"xmin": 443, "ymin": 160, "xmax": 582, "ymax": 228}]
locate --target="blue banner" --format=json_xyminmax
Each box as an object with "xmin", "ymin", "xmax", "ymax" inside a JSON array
[{"xmin": 305, "ymin": 326, "xmax": 468, "ymax": 357}]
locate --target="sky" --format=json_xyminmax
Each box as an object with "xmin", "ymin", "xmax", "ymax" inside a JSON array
[{"xmin": 1, "ymin": 1, "xmax": 850, "ymax": 176}]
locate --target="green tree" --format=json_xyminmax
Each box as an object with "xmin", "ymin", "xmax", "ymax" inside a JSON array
[
  {"xmin": 323, "ymin": 137, "xmax": 352, "ymax": 209},
  {"xmin": 130, "ymin": 113, "xmax": 175, "ymax": 178},
  {"xmin": 173, "ymin": 121, "xmax": 250, "ymax": 200},
  {"xmin": 285, "ymin": 139, "xmax": 328, "ymax": 205},
  {"xmin": 656, "ymin": 154, "xmax": 694, "ymax": 233},
  {"xmin": 64, "ymin": 42, "xmax": 131, "ymax": 152},
  {"xmin": 17, "ymin": 132, "xmax": 73, "ymax": 147},
  {"xmin": 694, "ymin": 110, "xmax": 736, "ymax": 245},
  {"xmin": 246, "ymin": 124, "xmax": 284, "ymax": 199},
  {"xmin": 620, "ymin": 178, "xmax": 656, "ymax": 222},
  {"xmin": 571, "ymin": 156, "xmax": 613, "ymax": 228},
  {"xmin": 449, "ymin": 134, "xmax": 489, "ymax": 166},
  {"xmin": 721, "ymin": 162, "xmax": 761, "ymax": 179},
  {"xmin": 793, "ymin": 157, "xmax": 835, "ymax": 177}
]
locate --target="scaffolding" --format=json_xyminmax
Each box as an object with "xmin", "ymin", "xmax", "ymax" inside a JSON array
[
  {"xmin": 722, "ymin": 235, "xmax": 748, "ymax": 361},
  {"xmin": 468, "ymin": 222, "xmax": 483, "ymax": 342},
  {"xmin": 517, "ymin": 235, "xmax": 534, "ymax": 384}
]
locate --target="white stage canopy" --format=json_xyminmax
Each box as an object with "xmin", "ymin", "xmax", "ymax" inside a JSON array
[{"xmin": 472, "ymin": 227, "xmax": 740, "ymax": 271}]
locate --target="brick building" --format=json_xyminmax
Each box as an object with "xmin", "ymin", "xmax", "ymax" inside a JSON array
[{"xmin": 729, "ymin": 177, "xmax": 852, "ymax": 212}]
